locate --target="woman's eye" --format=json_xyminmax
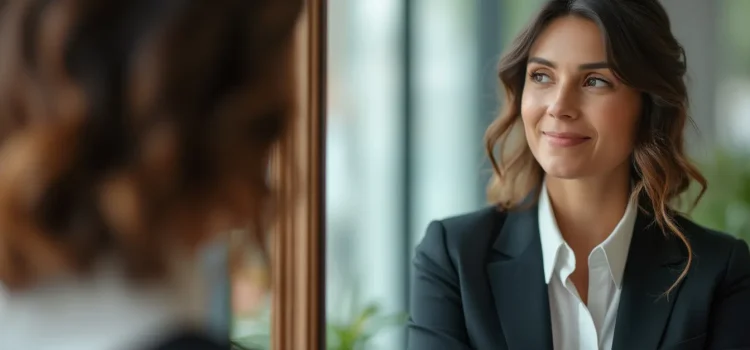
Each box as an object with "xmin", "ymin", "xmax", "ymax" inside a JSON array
[
  {"xmin": 530, "ymin": 72, "xmax": 551, "ymax": 83},
  {"xmin": 584, "ymin": 77, "xmax": 610, "ymax": 87}
]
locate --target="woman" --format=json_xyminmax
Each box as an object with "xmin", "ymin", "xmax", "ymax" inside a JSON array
[
  {"xmin": 408, "ymin": 0, "xmax": 750, "ymax": 349},
  {"xmin": 0, "ymin": 0, "xmax": 301, "ymax": 349}
]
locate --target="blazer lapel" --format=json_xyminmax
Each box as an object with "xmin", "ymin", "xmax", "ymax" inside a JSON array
[
  {"xmin": 612, "ymin": 212, "xmax": 687, "ymax": 350},
  {"xmin": 486, "ymin": 207, "xmax": 553, "ymax": 350}
]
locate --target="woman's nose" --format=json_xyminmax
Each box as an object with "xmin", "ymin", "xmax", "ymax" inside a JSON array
[{"xmin": 546, "ymin": 84, "xmax": 580, "ymax": 120}]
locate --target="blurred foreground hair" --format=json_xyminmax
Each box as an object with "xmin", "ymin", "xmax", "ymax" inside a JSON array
[{"xmin": 0, "ymin": 0, "xmax": 303, "ymax": 289}]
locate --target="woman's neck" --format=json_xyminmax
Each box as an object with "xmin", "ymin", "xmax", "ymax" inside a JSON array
[{"xmin": 545, "ymin": 167, "xmax": 632, "ymax": 251}]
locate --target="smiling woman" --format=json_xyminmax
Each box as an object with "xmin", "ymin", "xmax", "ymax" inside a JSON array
[
  {"xmin": 407, "ymin": 0, "xmax": 750, "ymax": 350},
  {"xmin": 519, "ymin": 16, "xmax": 643, "ymax": 198}
]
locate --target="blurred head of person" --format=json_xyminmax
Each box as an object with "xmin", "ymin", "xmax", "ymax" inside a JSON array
[
  {"xmin": 0, "ymin": 0, "xmax": 301, "ymax": 294},
  {"xmin": 484, "ymin": 0, "xmax": 705, "ymax": 286}
]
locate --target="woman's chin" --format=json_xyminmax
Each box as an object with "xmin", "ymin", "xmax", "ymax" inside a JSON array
[{"xmin": 539, "ymin": 162, "xmax": 588, "ymax": 180}]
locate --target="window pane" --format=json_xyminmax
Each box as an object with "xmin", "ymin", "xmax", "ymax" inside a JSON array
[
  {"xmin": 326, "ymin": 0, "xmax": 407, "ymax": 349},
  {"xmin": 410, "ymin": 0, "xmax": 481, "ymax": 246}
]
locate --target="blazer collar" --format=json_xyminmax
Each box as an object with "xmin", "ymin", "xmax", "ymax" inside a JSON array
[
  {"xmin": 487, "ymin": 204, "xmax": 687, "ymax": 350},
  {"xmin": 612, "ymin": 210, "xmax": 688, "ymax": 350},
  {"xmin": 487, "ymin": 206, "xmax": 553, "ymax": 350},
  {"xmin": 537, "ymin": 182, "xmax": 638, "ymax": 288}
]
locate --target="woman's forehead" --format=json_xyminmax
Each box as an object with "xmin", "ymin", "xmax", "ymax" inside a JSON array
[{"xmin": 528, "ymin": 16, "xmax": 608, "ymax": 66}]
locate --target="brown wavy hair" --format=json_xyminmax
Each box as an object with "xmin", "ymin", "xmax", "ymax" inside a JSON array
[
  {"xmin": 0, "ymin": 0, "xmax": 303, "ymax": 290},
  {"xmin": 484, "ymin": 0, "xmax": 706, "ymax": 293}
]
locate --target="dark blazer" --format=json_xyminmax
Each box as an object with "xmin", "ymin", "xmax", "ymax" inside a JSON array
[
  {"xmin": 407, "ymin": 206, "xmax": 750, "ymax": 350},
  {"xmin": 147, "ymin": 331, "xmax": 229, "ymax": 350}
]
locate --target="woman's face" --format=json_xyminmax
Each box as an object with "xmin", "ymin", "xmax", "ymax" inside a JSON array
[{"xmin": 521, "ymin": 16, "xmax": 642, "ymax": 180}]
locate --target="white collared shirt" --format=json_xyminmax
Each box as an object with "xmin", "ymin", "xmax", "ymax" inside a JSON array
[
  {"xmin": 538, "ymin": 183, "xmax": 638, "ymax": 350},
  {"xmin": 0, "ymin": 259, "xmax": 208, "ymax": 350}
]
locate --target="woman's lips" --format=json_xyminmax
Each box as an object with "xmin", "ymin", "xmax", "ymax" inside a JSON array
[{"xmin": 542, "ymin": 131, "xmax": 591, "ymax": 147}]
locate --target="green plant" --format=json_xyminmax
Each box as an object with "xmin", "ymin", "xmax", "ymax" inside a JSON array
[
  {"xmin": 326, "ymin": 301, "xmax": 408, "ymax": 350},
  {"xmin": 683, "ymin": 148, "xmax": 750, "ymax": 241},
  {"xmin": 231, "ymin": 301, "xmax": 407, "ymax": 350}
]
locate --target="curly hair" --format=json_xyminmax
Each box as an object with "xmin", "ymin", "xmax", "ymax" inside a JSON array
[
  {"xmin": 0, "ymin": 0, "xmax": 303, "ymax": 289},
  {"xmin": 484, "ymin": 0, "xmax": 706, "ymax": 294}
]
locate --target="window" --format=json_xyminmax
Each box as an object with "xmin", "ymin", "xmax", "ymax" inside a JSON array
[
  {"xmin": 325, "ymin": 1, "xmax": 543, "ymax": 349},
  {"xmin": 229, "ymin": 1, "xmax": 747, "ymax": 349},
  {"xmin": 230, "ymin": 1, "xmax": 326, "ymax": 349}
]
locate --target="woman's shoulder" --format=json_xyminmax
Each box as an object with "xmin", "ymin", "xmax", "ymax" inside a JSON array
[
  {"xmin": 437, "ymin": 206, "xmax": 505, "ymax": 233},
  {"xmin": 418, "ymin": 206, "xmax": 506, "ymax": 255},
  {"xmin": 147, "ymin": 331, "xmax": 230, "ymax": 350},
  {"xmin": 675, "ymin": 215, "xmax": 749, "ymax": 253}
]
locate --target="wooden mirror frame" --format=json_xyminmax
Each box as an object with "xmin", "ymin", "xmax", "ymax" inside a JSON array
[{"xmin": 270, "ymin": 0, "xmax": 326, "ymax": 349}]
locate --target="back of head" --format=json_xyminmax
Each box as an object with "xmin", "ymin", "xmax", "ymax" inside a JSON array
[{"xmin": 0, "ymin": 0, "xmax": 303, "ymax": 289}]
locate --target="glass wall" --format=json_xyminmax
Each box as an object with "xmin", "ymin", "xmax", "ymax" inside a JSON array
[
  {"xmin": 326, "ymin": 0, "xmax": 406, "ymax": 349},
  {"xmin": 694, "ymin": 0, "xmax": 750, "ymax": 238},
  {"xmin": 718, "ymin": 0, "xmax": 750, "ymax": 152},
  {"xmin": 325, "ymin": 1, "xmax": 543, "ymax": 349}
]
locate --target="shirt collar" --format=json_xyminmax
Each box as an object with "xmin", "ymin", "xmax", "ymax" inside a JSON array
[{"xmin": 538, "ymin": 181, "xmax": 638, "ymax": 289}]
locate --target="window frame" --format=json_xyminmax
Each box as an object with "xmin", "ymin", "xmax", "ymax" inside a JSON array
[{"xmin": 269, "ymin": 0, "xmax": 327, "ymax": 349}]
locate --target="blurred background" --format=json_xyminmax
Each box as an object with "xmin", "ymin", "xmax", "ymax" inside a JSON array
[{"xmin": 232, "ymin": 1, "xmax": 750, "ymax": 349}]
